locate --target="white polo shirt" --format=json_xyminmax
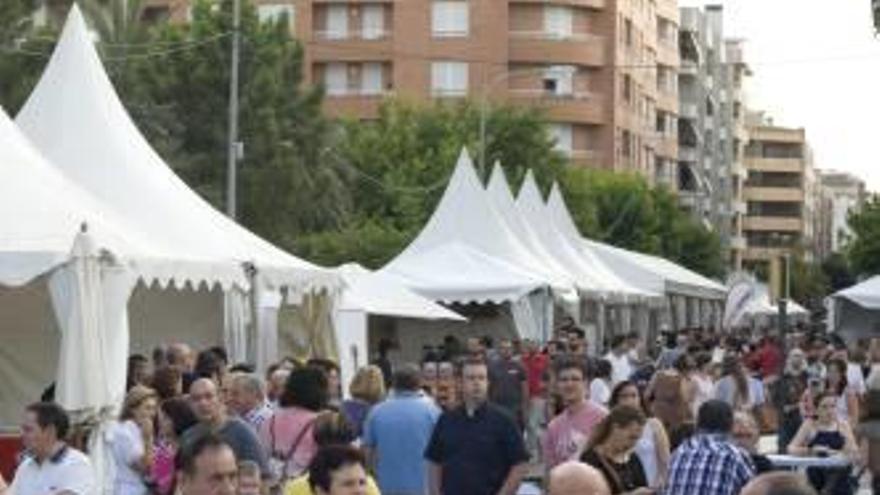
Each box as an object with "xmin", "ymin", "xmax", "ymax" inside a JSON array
[{"xmin": 10, "ymin": 445, "xmax": 95, "ymax": 495}]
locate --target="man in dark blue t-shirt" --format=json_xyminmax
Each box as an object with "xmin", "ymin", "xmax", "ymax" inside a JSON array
[{"xmin": 425, "ymin": 357, "xmax": 529, "ymax": 495}]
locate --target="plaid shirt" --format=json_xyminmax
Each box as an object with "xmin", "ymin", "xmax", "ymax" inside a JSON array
[{"xmin": 663, "ymin": 433, "xmax": 755, "ymax": 495}]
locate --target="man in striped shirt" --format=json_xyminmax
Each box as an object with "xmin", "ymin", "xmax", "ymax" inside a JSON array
[{"xmin": 664, "ymin": 400, "xmax": 755, "ymax": 495}]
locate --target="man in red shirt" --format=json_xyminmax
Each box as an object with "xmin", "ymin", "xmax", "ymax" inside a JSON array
[
  {"xmin": 755, "ymin": 335, "xmax": 783, "ymax": 379},
  {"xmin": 522, "ymin": 339, "xmax": 549, "ymax": 461}
]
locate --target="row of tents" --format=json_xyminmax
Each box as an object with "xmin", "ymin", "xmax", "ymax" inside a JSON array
[{"xmin": 0, "ymin": 6, "xmax": 735, "ymax": 434}]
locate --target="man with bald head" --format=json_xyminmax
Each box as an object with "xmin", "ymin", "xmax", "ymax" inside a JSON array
[
  {"xmin": 547, "ymin": 461, "xmax": 611, "ymax": 495},
  {"xmin": 184, "ymin": 378, "xmax": 270, "ymax": 479},
  {"xmin": 740, "ymin": 472, "xmax": 817, "ymax": 495}
]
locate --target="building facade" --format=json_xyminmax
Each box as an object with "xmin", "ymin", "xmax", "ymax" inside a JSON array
[
  {"xmin": 722, "ymin": 38, "xmax": 749, "ymax": 271},
  {"xmin": 819, "ymin": 170, "xmax": 866, "ymax": 253},
  {"xmin": 742, "ymin": 114, "xmax": 814, "ymax": 277},
  {"xmin": 132, "ymin": 0, "xmax": 678, "ymax": 181}
]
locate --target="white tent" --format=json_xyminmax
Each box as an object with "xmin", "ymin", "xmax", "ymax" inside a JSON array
[
  {"xmin": 517, "ymin": 172, "xmax": 656, "ymax": 302},
  {"xmin": 380, "ymin": 150, "xmax": 558, "ymax": 341},
  {"xmin": 830, "ymin": 276, "xmax": 880, "ymax": 338},
  {"xmin": 333, "ymin": 263, "xmax": 465, "ymax": 393},
  {"xmin": 16, "ymin": 6, "xmax": 340, "ymax": 369}
]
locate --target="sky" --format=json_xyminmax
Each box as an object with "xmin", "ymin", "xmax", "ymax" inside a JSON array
[{"xmin": 680, "ymin": 0, "xmax": 880, "ymax": 191}]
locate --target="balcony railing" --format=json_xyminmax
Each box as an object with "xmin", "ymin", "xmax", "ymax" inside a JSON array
[
  {"xmin": 508, "ymin": 30, "xmax": 602, "ymax": 42},
  {"xmin": 314, "ymin": 29, "xmax": 392, "ymax": 41}
]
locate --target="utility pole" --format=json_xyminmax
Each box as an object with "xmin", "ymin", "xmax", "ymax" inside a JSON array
[{"xmin": 226, "ymin": 0, "xmax": 242, "ymax": 220}]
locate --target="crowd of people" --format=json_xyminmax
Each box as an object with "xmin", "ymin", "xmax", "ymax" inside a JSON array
[{"xmin": 2, "ymin": 322, "xmax": 880, "ymax": 495}]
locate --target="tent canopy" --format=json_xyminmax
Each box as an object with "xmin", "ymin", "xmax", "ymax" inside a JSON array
[
  {"xmin": 336, "ymin": 263, "xmax": 466, "ymax": 321},
  {"xmin": 380, "ymin": 149, "xmax": 563, "ymax": 304},
  {"xmin": 833, "ymin": 275, "xmax": 880, "ymax": 310},
  {"xmin": 16, "ymin": 5, "xmax": 338, "ymax": 295},
  {"xmin": 517, "ymin": 172, "xmax": 656, "ymax": 301},
  {"xmin": 830, "ymin": 276, "xmax": 880, "ymax": 338},
  {"xmin": 546, "ymin": 183, "xmax": 726, "ymax": 301}
]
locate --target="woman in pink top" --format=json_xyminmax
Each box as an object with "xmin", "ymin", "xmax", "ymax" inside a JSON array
[
  {"xmin": 153, "ymin": 398, "xmax": 198, "ymax": 495},
  {"xmin": 543, "ymin": 358, "xmax": 608, "ymax": 470},
  {"xmin": 259, "ymin": 366, "xmax": 328, "ymax": 486}
]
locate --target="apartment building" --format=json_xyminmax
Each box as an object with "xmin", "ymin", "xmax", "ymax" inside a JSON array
[
  {"xmin": 819, "ymin": 170, "xmax": 866, "ymax": 253},
  {"xmin": 742, "ymin": 114, "xmax": 814, "ymax": 276},
  {"xmin": 129, "ymin": 0, "xmax": 678, "ymax": 179},
  {"xmin": 722, "ymin": 38, "xmax": 750, "ymax": 271}
]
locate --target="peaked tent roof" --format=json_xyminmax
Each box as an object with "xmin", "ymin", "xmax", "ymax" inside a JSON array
[
  {"xmin": 517, "ymin": 172, "xmax": 655, "ymax": 300},
  {"xmin": 380, "ymin": 150, "xmax": 556, "ymax": 304},
  {"xmin": 16, "ymin": 5, "xmax": 337, "ymax": 294},
  {"xmin": 546, "ymin": 183, "xmax": 726, "ymax": 301},
  {"xmin": 0, "ymin": 106, "xmax": 187, "ymax": 287},
  {"xmin": 486, "ymin": 164, "xmax": 577, "ymax": 293},
  {"xmin": 336, "ymin": 264, "xmax": 466, "ymax": 321}
]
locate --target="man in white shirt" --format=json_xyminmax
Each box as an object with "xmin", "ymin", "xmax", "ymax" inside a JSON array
[
  {"xmin": 604, "ymin": 335, "xmax": 634, "ymax": 386},
  {"xmin": 1, "ymin": 402, "xmax": 94, "ymax": 495}
]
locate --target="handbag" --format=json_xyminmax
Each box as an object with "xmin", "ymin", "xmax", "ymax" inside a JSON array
[{"xmin": 268, "ymin": 415, "xmax": 317, "ymax": 486}]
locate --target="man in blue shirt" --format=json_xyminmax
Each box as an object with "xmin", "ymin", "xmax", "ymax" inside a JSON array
[
  {"xmin": 363, "ymin": 363, "xmax": 441, "ymax": 495},
  {"xmin": 425, "ymin": 357, "xmax": 530, "ymax": 495}
]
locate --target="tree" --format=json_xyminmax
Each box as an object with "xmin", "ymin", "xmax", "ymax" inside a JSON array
[
  {"xmin": 117, "ymin": 0, "xmax": 349, "ymax": 247},
  {"xmin": 847, "ymin": 194, "xmax": 880, "ymax": 277},
  {"xmin": 0, "ymin": 0, "xmax": 53, "ymax": 113},
  {"xmin": 789, "ymin": 256, "xmax": 828, "ymax": 310},
  {"xmin": 293, "ymin": 99, "xmax": 568, "ymax": 267},
  {"xmin": 821, "ymin": 252, "xmax": 855, "ymax": 292}
]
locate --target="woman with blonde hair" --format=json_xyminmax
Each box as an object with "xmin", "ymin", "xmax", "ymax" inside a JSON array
[
  {"xmin": 110, "ymin": 385, "xmax": 159, "ymax": 495},
  {"xmin": 340, "ymin": 365, "xmax": 386, "ymax": 438}
]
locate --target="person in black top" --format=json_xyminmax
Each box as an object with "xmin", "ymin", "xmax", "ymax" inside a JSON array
[
  {"xmin": 579, "ymin": 405, "xmax": 652, "ymax": 495},
  {"xmin": 425, "ymin": 357, "xmax": 530, "ymax": 495}
]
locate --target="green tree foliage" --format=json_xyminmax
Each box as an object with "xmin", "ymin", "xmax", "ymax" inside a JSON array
[
  {"xmin": 789, "ymin": 256, "xmax": 828, "ymax": 310},
  {"xmin": 117, "ymin": 0, "xmax": 349, "ymax": 246},
  {"xmin": 560, "ymin": 167, "xmax": 725, "ymax": 278},
  {"xmin": 293, "ymin": 99, "xmax": 568, "ymax": 267},
  {"xmin": 847, "ymin": 194, "xmax": 880, "ymax": 277},
  {"xmin": 0, "ymin": 0, "xmax": 53, "ymax": 113},
  {"xmin": 821, "ymin": 252, "xmax": 855, "ymax": 292}
]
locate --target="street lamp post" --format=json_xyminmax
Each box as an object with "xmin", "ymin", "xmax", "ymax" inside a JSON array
[{"xmin": 226, "ymin": 0, "xmax": 242, "ymax": 220}]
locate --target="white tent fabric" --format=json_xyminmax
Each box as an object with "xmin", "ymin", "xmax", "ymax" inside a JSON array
[
  {"xmin": 517, "ymin": 172, "xmax": 656, "ymax": 301},
  {"xmin": 486, "ymin": 165, "xmax": 577, "ymax": 299},
  {"xmin": 16, "ymin": 5, "xmax": 338, "ymax": 296},
  {"xmin": 333, "ymin": 263, "xmax": 465, "ymax": 396},
  {"xmin": 546, "ymin": 183, "xmax": 726, "ymax": 302},
  {"xmin": 830, "ymin": 276, "xmax": 880, "ymax": 338},
  {"xmin": 380, "ymin": 150, "xmax": 560, "ymax": 304},
  {"xmin": 834, "ymin": 276, "xmax": 880, "ymax": 310}
]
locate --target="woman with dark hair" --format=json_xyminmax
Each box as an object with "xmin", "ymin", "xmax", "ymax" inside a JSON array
[
  {"xmin": 283, "ymin": 412, "xmax": 381, "ymax": 495},
  {"xmin": 579, "ymin": 405, "xmax": 651, "ymax": 494},
  {"xmin": 152, "ymin": 398, "xmax": 198, "ymax": 495},
  {"xmin": 259, "ymin": 366, "xmax": 329, "ymax": 485},
  {"xmin": 714, "ymin": 355, "xmax": 753, "ymax": 411},
  {"xmin": 789, "ymin": 391, "xmax": 860, "ymax": 494},
  {"xmin": 646, "ymin": 354, "xmax": 693, "ymax": 434},
  {"xmin": 828, "ymin": 358, "xmax": 859, "ymax": 426},
  {"xmin": 610, "ymin": 381, "xmax": 670, "ymax": 490},
  {"xmin": 110, "ymin": 385, "xmax": 158, "ymax": 495}
]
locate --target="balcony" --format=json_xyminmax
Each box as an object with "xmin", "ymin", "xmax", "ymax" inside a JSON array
[
  {"xmin": 509, "ymin": 91, "xmax": 605, "ymax": 124},
  {"xmin": 730, "ymin": 235, "xmax": 747, "ymax": 250},
  {"xmin": 509, "ymin": 32, "xmax": 605, "ymax": 66},
  {"xmin": 679, "ymin": 146, "xmax": 698, "ymax": 163},
  {"xmin": 323, "ymin": 91, "xmax": 391, "ymax": 119},
  {"xmin": 743, "ymin": 246, "xmax": 797, "ymax": 261},
  {"xmin": 749, "ymin": 126, "xmax": 805, "ymax": 143},
  {"xmin": 570, "ymin": 150, "xmax": 607, "ymax": 167},
  {"xmin": 743, "ymin": 216, "xmax": 804, "ymax": 232},
  {"xmin": 680, "ymin": 102, "xmax": 698, "ymax": 119},
  {"xmin": 680, "ymin": 60, "xmax": 698, "ymax": 76},
  {"xmin": 311, "ymin": 31, "xmax": 393, "ymax": 61},
  {"xmin": 509, "ymin": 0, "xmax": 606, "ymax": 8},
  {"xmin": 745, "ymin": 157, "xmax": 803, "ymax": 173},
  {"xmin": 744, "ymin": 186, "xmax": 804, "ymax": 202}
]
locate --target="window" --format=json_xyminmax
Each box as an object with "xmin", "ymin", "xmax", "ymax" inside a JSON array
[
  {"xmin": 624, "ymin": 18, "xmax": 633, "ymax": 46},
  {"xmin": 362, "ymin": 63, "xmax": 384, "ymax": 95},
  {"xmin": 544, "ymin": 5, "xmax": 573, "ymax": 39},
  {"xmin": 432, "ymin": 1, "xmax": 469, "ymax": 38},
  {"xmin": 549, "ymin": 124, "xmax": 573, "ymax": 155},
  {"xmin": 361, "ymin": 4, "xmax": 385, "ymax": 39},
  {"xmin": 621, "ymin": 130, "xmax": 632, "ymax": 157},
  {"xmin": 431, "ymin": 61, "xmax": 468, "ymax": 96},
  {"xmin": 324, "ymin": 63, "xmax": 348, "ymax": 95},
  {"xmin": 543, "ymin": 66, "xmax": 574, "ymax": 96},
  {"xmin": 623, "ymin": 75, "xmax": 632, "ymax": 103},
  {"xmin": 258, "ymin": 4, "xmax": 295, "ymax": 32},
  {"xmin": 326, "ymin": 4, "xmax": 349, "ymax": 39}
]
